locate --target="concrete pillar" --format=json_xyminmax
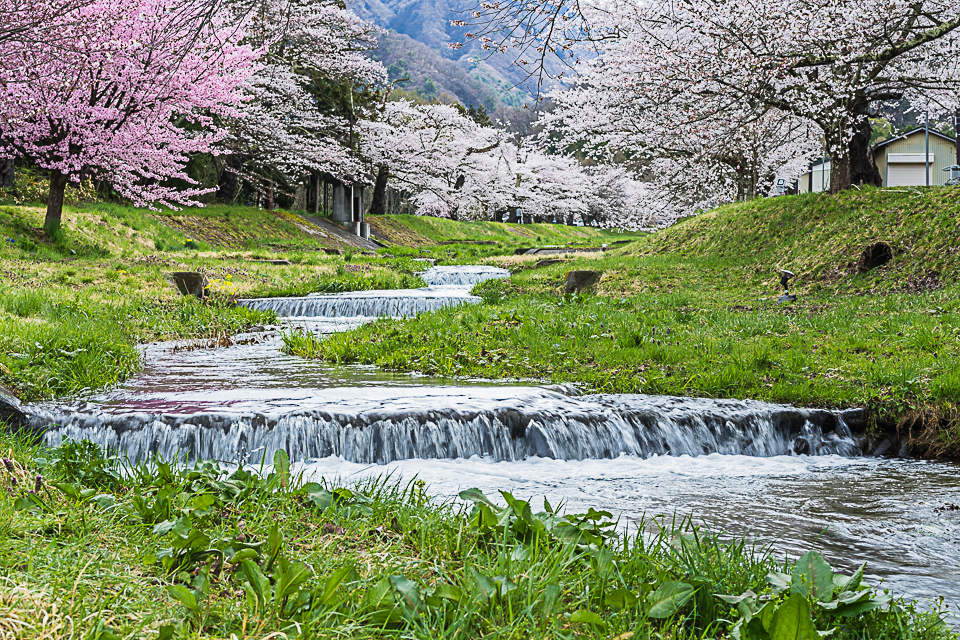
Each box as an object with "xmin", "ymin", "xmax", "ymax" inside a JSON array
[{"xmin": 332, "ymin": 184, "xmax": 350, "ymax": 222}]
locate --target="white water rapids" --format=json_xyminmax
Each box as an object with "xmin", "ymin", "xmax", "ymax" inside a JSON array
[{"xmin": 26, "ymin": 263, "xmax": 960, "ymax": 612}]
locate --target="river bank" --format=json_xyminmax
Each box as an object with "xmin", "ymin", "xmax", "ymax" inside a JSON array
[{"xmin": 1, "ymin": 431, "xmax": 953, "ymax": 640}]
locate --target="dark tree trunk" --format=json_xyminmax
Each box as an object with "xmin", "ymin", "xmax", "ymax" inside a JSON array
[
  {"xmin": 44, "ymin": 170, "xmax": 69, "ymax": 237},
  {"xmin": 848, "ymin": 115, "xmax": 882, "ymax": 188},
  {"xmin": 506, "ymin": 209, "xmax": 519, "ymax": 223},
  {"xmin": 264, "ymin": 180, "xmax": 275, "ymax": 210},
  {"xmin": 955, "ymin": 109, "xmax": 960, "ymax": 165},
  {"xmin": 217, "ymin": 155, "xmax": 242, "ymax": 202},
  {"xmin": 368, "ymin": 165, "xmax": 389, "ymax": 217},
  {"xmin": 0, "ymin": 158, "xmax": 14, "ymax": 188}
]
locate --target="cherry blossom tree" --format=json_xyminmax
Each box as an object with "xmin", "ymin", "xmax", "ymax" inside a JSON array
[
  {"xmin": 359, "ymin": 98, "xmax": 642, "ymax": 225},
  {"xmin": 466, "ymin": 0, "xmax": 960, "ymax": 193},
  {"xmin": 0, "ymin": 0, "xmax": 256, "ymax": 235},
  {"xmin": 217, "ymin": 0, "xmax": 387, "ymax": 205}
]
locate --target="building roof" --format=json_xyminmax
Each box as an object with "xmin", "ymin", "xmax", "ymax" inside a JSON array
[{"xmin": 874, "ymin": 128, "xmax": 956, "ymax": 150}]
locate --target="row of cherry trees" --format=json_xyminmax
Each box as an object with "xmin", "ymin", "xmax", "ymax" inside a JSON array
[
  {"xmin": 359, "ymin": 100, "xmax": 642, "ymax": 225},
  {"xmin": 0, "ymin": 0, "xmax": 635, "ymax": 234},
  {"xmin": 461, "ymin": 0, "xmax": 960, "ymax": 222}
]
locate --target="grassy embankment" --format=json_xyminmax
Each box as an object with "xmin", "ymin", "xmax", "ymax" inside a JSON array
[
  {"xmin": 0, "ymin": 201, "xmax": 430, "ymax": 400},
  {"xmin": 288, "ymin": 187, "xmax": 960, "ymax": 456},
  {"xmin": 0, "ymin": 432, "xmax": 951, "ymax": 639},
  {"xmin": 0, "ymin": 198, "xmax": 626, "ymax": 401}
]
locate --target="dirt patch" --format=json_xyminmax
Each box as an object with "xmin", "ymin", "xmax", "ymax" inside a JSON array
[
  {"xmin": 367, "ymin": 216, "xmax": 435, "ymax": 247},
  {"xmin": 155, "ymin": 215, "xmax": 251, "ymax": 249}
]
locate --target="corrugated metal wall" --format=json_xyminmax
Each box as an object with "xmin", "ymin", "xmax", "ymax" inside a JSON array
[{"xmin": 877, "ymin": 133, "xmax": 958, "ymax": 187}]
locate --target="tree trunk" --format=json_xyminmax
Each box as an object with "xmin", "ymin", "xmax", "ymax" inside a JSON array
[
  {"xmin": 265, "ymin": 180, "xmax": 275, "ymax": 210},
  {"xmin": 0, "ymin": 158, "xmax": 14, "ymax": 188},
  {"xmin": 829, "ymin": 152, "xmax": 851, "ymax": 194},
  {"xmin": 217, "ymin": 155, "xmax": 242, "ymax": 202},
  {"xmin": 44, "ymin": 170, "xmax": 69, "ymax": 237},
  {"xmin": 368, "ymin": 165, "xmax": 389, "ymax": 217},
  {"xmin": 848, "ymin": 116, "xmax": 882, "ymax": 188}
]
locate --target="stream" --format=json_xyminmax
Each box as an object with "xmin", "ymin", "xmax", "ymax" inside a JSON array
[{"xmin": 27, "ymin": 264, "xmax": 960, "ymax": 613}]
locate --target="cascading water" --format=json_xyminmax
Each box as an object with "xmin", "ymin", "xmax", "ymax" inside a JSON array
[
  {"xmin": 33, "ymin": 388, "xmax": 859, "ymax": 465},
  {"xmin": 419, "ymin": 265, "xmax": 509, "ymax": 286},
  {"xmin": 237, "ymin": 264, "xmax": 508, "ymax": 318},
  {"xmin": 22, "ymin": 263, "xmax": 960, "ymax": 611}
]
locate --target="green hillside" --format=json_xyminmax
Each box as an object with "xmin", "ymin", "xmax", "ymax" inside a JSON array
[{"xmin": 628, "ymin": 186, "xmax": 959, "ymax": 293}]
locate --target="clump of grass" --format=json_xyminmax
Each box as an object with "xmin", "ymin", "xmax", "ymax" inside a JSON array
[
  {"xmin": 0, "ymin": 435, "xmax": 950, "ymax": 640},
  {"xmin": 0, "ymin": 289, "xmax": 273, "ymax": 400}
]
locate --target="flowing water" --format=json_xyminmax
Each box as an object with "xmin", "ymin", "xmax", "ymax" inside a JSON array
[{"xmin": 26, "ymin": 264, "xmax": 960, "ymax": 613}]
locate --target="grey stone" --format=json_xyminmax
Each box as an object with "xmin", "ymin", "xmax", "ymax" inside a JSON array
[
  {"xmin": 793, "ymin": 436, "xmax": 810, "ymax": 455},
  {"xmin": 0, "ymin": 384, "xmax": 27, "ymax": 429},
  {"xmin": 839, "ymin": 407, "xmax": 867, "ymax": 432},
  {"xmin": 170, "ymin": 272, "xmax": 208, "ymax": 299},
  {"xmin": 564, "ymin": 270, "xmax": 602, "ymax": 294}
]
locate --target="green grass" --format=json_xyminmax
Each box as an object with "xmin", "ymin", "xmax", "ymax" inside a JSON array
[
  {"xmin": 0, "ymin": 202, "xmax": 429, "ymax": 401},
  {"xmin": 369, "ymin": 214, "xmax": 641, "ymax": 260},
  {"xmin": 0, "ymin": 433, "xmax": 951, "ymax": 640}
]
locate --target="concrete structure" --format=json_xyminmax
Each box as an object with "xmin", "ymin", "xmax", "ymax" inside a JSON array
[
  {"xmin": 796, "ymin": 129, "xmax": 959, "ymax": 192},
  {"xmin": 331, "ymin": 182, "xmax": 370, "ymax": 239}
]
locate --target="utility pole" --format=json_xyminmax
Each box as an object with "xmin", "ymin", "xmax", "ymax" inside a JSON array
[{"xmin": 925, "ymin": 110, "xmax": 930, "ymax": 187}]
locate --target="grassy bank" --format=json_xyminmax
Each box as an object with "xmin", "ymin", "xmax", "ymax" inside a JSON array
[
  {"xmin": 0, "ymin": 433, "xmax": 951, "ymax": 639},
  {"xmin": 287, "ymin": 188, "xmax": 960, "ymax": 457},
  {"xmin": 0, "ymin": 202, "xmax": 425, "ymax": 400}
]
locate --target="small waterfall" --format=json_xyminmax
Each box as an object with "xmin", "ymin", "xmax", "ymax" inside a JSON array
[
  {"xmin": 33, "ymin": 390, "xmax": 860, "ymax": 465},
  {"xmin": 238, "ymin": 265, "xmax": 509, "ymax": 318},
  {"xmin": 420, "ymin": 265, "xmax": 509, "ymax": 286},
  {"xmin": 239, "ymin": 286, "xmax": 480, "ymax": 318}
]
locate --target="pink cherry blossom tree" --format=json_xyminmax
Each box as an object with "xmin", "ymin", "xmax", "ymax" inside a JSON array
[{"xmin": 0, "ymin": 0, "xmax": 256, "ymax": 235}]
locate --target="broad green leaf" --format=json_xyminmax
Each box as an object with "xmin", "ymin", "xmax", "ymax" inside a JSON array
[
  {"xmin": 834, "ymin": 594, "xmax": 891, "ymax": 618},
  {"xmin": 273, "ymin": 557, "xmax": 313, "ymax": 602},
  {"xmin": 469, "ymin": 567, "xmax": 498, "ymax": 601},
  {"xmin": 767, "ymin": 571, "xmax": 792, "ymax": 594},
  {"xmin": 569, "ymin": 609, "xmax": 607, "ymax": 630},
  {"xmin": 791, "ymin": 551, "xmax": 834, "ymax": 601},
  {"xmin": 157, "ymin": 624, "xmax": 175, "ymax": 640},
  {"xmin": 459, "ymin": 487, "xmax": 498, "ymax": 508},
  {"xmin": 717, "ymin": 590, "xmax": 756, "ymax": 606},
  {"xmin": 303, "ymin": 483, "xmax": 332, "ymax": 510},
  {"xmin": 838, "ymin": 563, "xmax": 865, "ymax": 593},
  {"xmin": 166, "ymin": 585, "xmax": 199, "ymax": 617},
  {"xmin": 510, "ymin": 545, "xmax": 530, "ymax": 562},
  {"xmin": 770, "ymin": 593, "xmax": 818, "ymax": 640},
  {"xmin": 227, "ymin": 548, "xmax": 260, "ymax": 564},
  {"xmin": 390, "ymin": 575, "xmax": 422, "ymax": 612},
  {"xmin": 265, "ymin": 524, "xmax": 282, "ymax": 572},
  {"xmin": 320, "ymin": 564, "xmax": 356, "ymax": 607},
  {"xmin": 52, "ymin": 482, "xmax": 81, "ymax": 500},
  {"xmin": 273, "ymin": 450, "xmax": 291, "ymax": 489},
  {"xmin": 647, "ymin": 581, "xmax": 695, "ymax": 619},
  {"xmin": 240, "ymin": 559, "xmax": 270, "ymax": 611},
  {"xmin": 430, "ymin": 583, "xmax": 464, "ymax": 604},
  {"xmin": 605, "ymin": 588, "xmax": 639, "ymax": 610}
]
